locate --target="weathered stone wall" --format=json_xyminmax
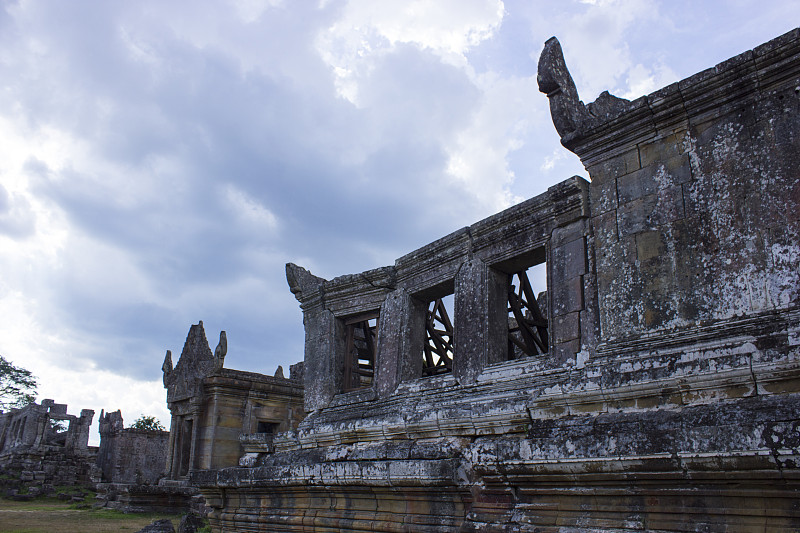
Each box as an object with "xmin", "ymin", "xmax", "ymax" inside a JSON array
[
  {"xmin": 540, "ymin": 32, "xmax": 800, "ymax": 343},
  {"xmin": 287, "ymin": 175, "xmax": 591, "ymax": 413},
  {"xmin": 193, "ymin": 28, "xmax": 800, "ymax": 532},
  {"xmin": 96, "ymin": 483, "xmax": 201, "ymax": 515},
  {"xmin": 96, "ymin": 410, "xmax": 169, "ymax": 485},
  {"xmin": 0, "ymin": 399, "xmax": 98, "ymax": 491},
  {"xmin": 193, "ymin": 368, "xmax": 305, "ymax": 471}
]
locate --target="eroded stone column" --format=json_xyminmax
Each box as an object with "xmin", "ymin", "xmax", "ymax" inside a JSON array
[
  {"xmin": 300, "ymin": 307, "xmax": 344, "ymax": 411},
  {"xmin": 454, "ymin": 258, "xmax": 507, "ymax": 385},
  {"xmin": 549, "ymin": 220, "xmax": 589, "ymax": 365},
  {"xmin": 286, "ymin": 262, "xmax": 345, "ymax": 411},
  {"xmin": 374, "ymin": 289, "xmax": 426, "ymax": 398},
  {"xmin": 164, "ymin": 415, "xmax": 177, "ymax": 478}
]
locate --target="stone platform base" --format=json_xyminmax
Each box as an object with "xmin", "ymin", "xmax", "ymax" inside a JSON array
[{"xmin": 95, "ymin": 482, "xmax": 205, "ymax": 515}]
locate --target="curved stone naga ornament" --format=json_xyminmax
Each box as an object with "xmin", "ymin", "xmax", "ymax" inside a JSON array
[
  {"xmin": 213, "ymin": 331, "xmax": 227, "ymax": 372},
  {"xmin": 285, "ymin": 262, "xmax": 326, "ymax": 302},
  {"xmin": 162, "ymin": 349, "xmax": 173, "ymax": 388},
  {"xmin": 538, "ymin": 37, "xmax": 633, "ymax": 152},
  {"xmin": 537, "ymin": 37, "xmax": 591, "ymax": 141}
]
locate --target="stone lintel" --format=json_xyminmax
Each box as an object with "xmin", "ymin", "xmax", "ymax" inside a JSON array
[
  {"xmin": 395, "ymin": 228, "xmax": 470, "ymax": 299},
  {"xmin": 322, "ymin": 266, "xmax": 396, "ymax": 317},
  {"xmin": 469, "ymin": 193, "xmax": 552, "ymax": 270},
  {"xmin": 203, "ymin": 370, "xmax": 304, "ymax": 399}
]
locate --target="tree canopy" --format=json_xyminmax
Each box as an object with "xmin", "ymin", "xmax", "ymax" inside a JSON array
[
  {"xmin": 129, "ymin": 415, "xmax": 166, "ymax": 431},
  {"xmin": 0, "ymin": 355, "xmax": 37, "ymax": 411}
]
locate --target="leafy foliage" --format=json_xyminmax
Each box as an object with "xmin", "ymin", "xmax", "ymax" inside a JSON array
[
  {"xmin": 49, "ymin": 419, "xmax": 68, "ymax": 432},
  {"xmin": 129, "ymin": 415, "xmax": 166, "ymax": 431},
  {"xmin": 0, "ymin": 355, "xmax": 37, "ymax": 411}
]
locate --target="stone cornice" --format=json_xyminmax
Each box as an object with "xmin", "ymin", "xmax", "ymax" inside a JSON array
[
  {"xmin": 322, "ymin": 266, "xmax": 396, "ymax": 317},
  {"xmin": 203, "ymin": 368, "xmax": 304, "ymax": 398}
]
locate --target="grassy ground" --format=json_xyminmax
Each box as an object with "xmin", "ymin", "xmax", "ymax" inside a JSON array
[{"xmin": 0, "ymin": 498, "xmax": 185, "ymax": 533}]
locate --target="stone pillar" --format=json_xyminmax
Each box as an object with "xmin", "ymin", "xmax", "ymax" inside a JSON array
[
  {"xmin": 549, "ymin": 220, "xmax": 590, "ymax": 365},
  {"xmin": 453, "ymin": 258, "xmax": 508, "ymax": 385},
  {"xmin": 206, "ymin": 395, "xmax": 221, "ymax": 471},
  {"xmin": 188, "ymin": 411, "xmax": 199, "ymax": 474},
  {"xmin": 287, "ymin": 263, "xmax": 348, "ymax": 412},
  {"xmin": 73, "ymin": 409, "xmax": 94, "ymax": 453},
  {"xmin": 31, "ymin": 404, "xmax": 47, "ymax": 447},
  {"xmin": 374, "ymin": 289, "xmax": 427, "ymax": 398},
  {"xmin": 164, "ymin": 414, "xmax": 177, "ymax": 479},
  {"xmin": 301, "ymin": 307, "xmax": 345, "ymax": 410}
]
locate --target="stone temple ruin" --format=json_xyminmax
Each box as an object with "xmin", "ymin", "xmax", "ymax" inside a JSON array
[
  {"xmin": 189, "ymin": 29, "xmax": 800, "ymax": 531},
  {"xmin": 93, "ymin": 409, "xmax": 172, "ymax": 512},
  {"xmin": 160, "ymin": 321, "xmax": 304, "ymax": 481},
  {"xmin": 0, "ymin": 399, "xmax": 97, "ymax": 494},
  {"xmin": 93, "ymin": 321, "xmax": 304, "ymax": 514},
  {"xmin": 1, "ymin": 28, "xmax": 797, "ymax": 532}
]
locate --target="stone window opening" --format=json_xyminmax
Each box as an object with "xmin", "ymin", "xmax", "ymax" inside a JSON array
[
  {"xmin": 12, "ymin": 418, "xmax": 24, "ymax": 444},
  {"xmin": 256, "ymin": 421, "xmax": 279, "ymax": 434},
  {"xmin": 47, "ymin": 417, "xmax": 70, "ymax": 446},
  {"xmin": 506, "ymin": 260, "xmax": 549, "ymax": 360},
  {"xmin": 343, "ymin": 311, "xmax": 379, "ymax": 392},
  {"xmin": 422, "ymin": 293, "xmax": 454, "ymax": 377}
]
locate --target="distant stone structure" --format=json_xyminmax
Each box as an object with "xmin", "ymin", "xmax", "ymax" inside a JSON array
[
  {"xmin": 96, "ymin": 409, "xmax": 169, "ymax": 485},
  {"xmin": 193, "ymin": 29, "xmax": 800, "ymax": 530},
  {"xmin": 161, "ymin": 321, "xmax": 304, "ymax": 481},
  {"xmin": 0, "ymin": 399, "xmax": 98, "ymax": 493},
  {"xmin": 94, "ymin": 410, "xmax": 172, "ymax": 512}
]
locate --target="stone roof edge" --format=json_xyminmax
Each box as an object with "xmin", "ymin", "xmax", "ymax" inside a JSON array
[
  {"xmin": 207, "ymin": 367, "xmax": 304, "ymax": 388},
  {"xmin": 561, "ymin": 27, "xmax": 800, "ymax": 167}
]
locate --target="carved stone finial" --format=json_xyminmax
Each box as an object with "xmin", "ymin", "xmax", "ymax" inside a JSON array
[
  {"xmin": 537, "ymin": 37, "xmax": 591, "ymax": 140},
  {"xmin": 274, "ymin": 365, "xmax": 285, "ymax": 379},
  {"xmin": 214, "ymin": 331, "xmax": 227, "ymax": 371},
  {"xmin": 285, "ymin": 263, "xmax": 325, "ymax": 299},
  {"xmin": 162, "ymin": 350, "xmax": 173, "ymax": 388}
]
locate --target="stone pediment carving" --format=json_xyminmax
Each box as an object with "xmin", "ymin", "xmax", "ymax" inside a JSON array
[{"xmin": 163, "ymin": 321, "xmax": 226, "ymax": 404}]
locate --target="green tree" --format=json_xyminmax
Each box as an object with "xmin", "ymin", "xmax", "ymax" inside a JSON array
[
  {"xmin": 0, "ymin": 355, "xmax": 37, "ymax": 411},
  {"xmin": 130, "ymin": 415, "xmax": 166, "ymax": 431}
]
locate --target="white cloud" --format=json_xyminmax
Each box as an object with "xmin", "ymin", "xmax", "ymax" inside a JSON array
[
  {"xmin": 224, "ymin": 184, "xmax": 280, "ymax": 233},
  {"xmin": 230, "ymin": 0, "xmax": 285, "ymax": 23},
  {"xmin": 556, "ymin": 0, "xmax": 660, "ymax": 100},
  {"xmin": 444, "ymin": 74, "xmax": 539, "ymax": 212},
  {"xmin": 621, "ymin": 61, "xmax": 678, "ymax": 100},
  {"xmin": 0, "ymin": 290, "xmax": 170, "ymax": 447},
  {"xmin": 541, "ymin": 149, "xmax": 567, "ymax": 172},
  {"xmin": 315, "ymin": 0, "xmax": 504, "ymax": 103}
]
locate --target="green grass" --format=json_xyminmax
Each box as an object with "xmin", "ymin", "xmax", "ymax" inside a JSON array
[
  {"xmin": 0, "ymin": 498, "xmax": 186, "ymax": 533},
  {"xmin": 0, "ymin": 499, "xmax": 67, "ymax": 511}
]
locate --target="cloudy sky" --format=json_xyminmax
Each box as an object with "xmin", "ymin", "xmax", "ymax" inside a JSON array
[{"xmin": 0, "ymin": 0, "xmax": 796, "ymax": 443}]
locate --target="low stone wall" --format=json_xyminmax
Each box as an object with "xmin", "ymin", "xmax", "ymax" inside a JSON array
[
  {"xmin": 0, "ymin": 445, "xmax": 100, "ymax": 491},
  {"xmin": 97, "ymin": 410, "xmax": 169, "ymax": 485}
]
